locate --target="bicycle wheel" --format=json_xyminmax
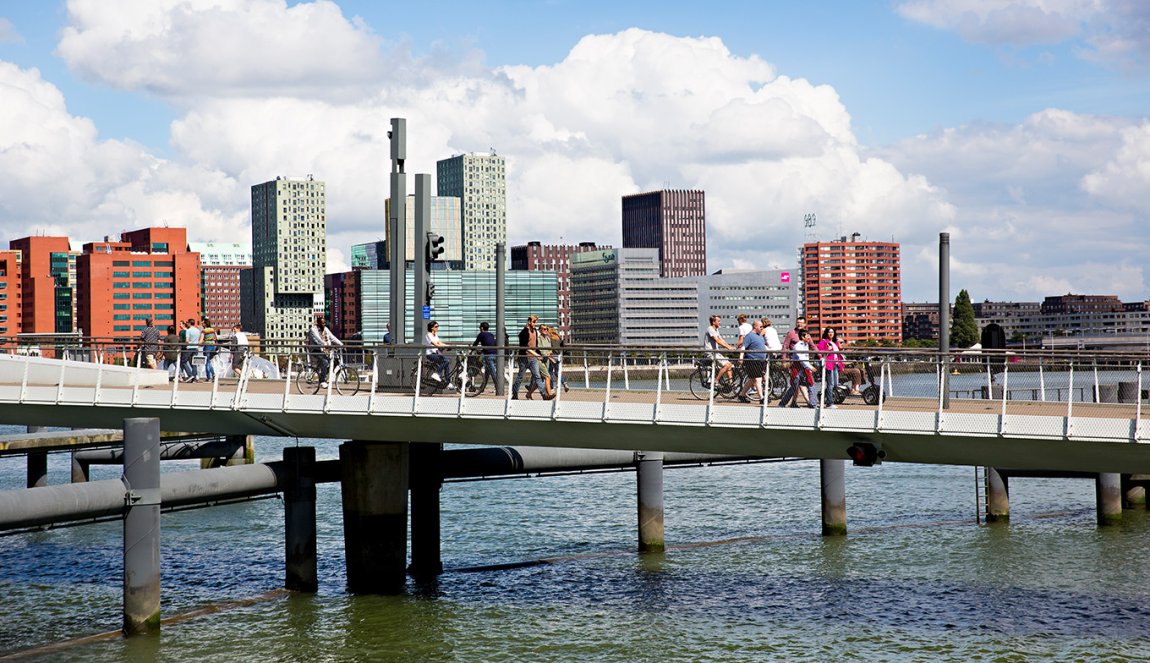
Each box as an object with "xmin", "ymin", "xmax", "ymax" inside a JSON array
[
  {"xmin": 334, "ymin": 365, "xmax": 360, "ymax": 396},
  {"xmin": 465, "ymin": 365, "xmax": 487, "ymax": 396},
  {"xmin": 718, "ymin": 368, "xmax": 743, "ymax": 399},
  {"xmin": 295, "ymin": 366, "xmax": 321, "ymax": 394},
  {"xmin": 412, "ymin": 363, "xmax": 444, "ymax": 396},
  {"xmin": 688, "ymin": 368, "xmax": 711, "ymax": 400},
  {"xmin": 768, "ymin": 366, "xmax": 788, "ymax": 401}
]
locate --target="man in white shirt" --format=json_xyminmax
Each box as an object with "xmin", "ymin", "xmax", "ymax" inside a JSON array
[
  {"xmin": 307, "ymin": 316, "xmax": 343, "ymax": 387},
  {"xmin": 704, "ymin": 314, "xmax": 736, "ymax": 386}
]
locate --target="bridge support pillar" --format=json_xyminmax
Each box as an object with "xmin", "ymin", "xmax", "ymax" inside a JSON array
[
  {"xmin": 284, "ymin": 446, "xmax": 317, "ymax": 592},
  {"xmin": 820, "ymin": 459, "xmax": 847, "ymax": 536},
  {"xmin": 1096, "ymin": 473, "xmax": 1122, "ymax": 526},
  {"xmin": 26, "ymin": 425, "xmax": 47, "ymax": 488},
  {"xmin": 340, "ymin": 441, "xmax": 409, "ymax": 594},
  {"xmin": 123, "ymin": 417, "xmax": 161, "ymax": 636},
  {"xmin": 636, "ymin": 451, "xmax": 665, "ymax": 552},
  {"xmin": 409, "ymin": 443, "xmax": 444, "ymax": 579},
  {"xmin": 1121, "ymin": 475, "xmax": 1146, "ymax": 508},
  {"xmin": 985, "ymin": 468, "xmax": 1009, "ymax": 523}
]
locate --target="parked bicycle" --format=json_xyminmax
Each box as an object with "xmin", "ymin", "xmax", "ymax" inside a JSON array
[{"xmin": 295, "ymin": 350, "xmax": 360, "ymax": 395}]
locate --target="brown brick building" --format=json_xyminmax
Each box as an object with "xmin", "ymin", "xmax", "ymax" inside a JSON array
[
  {"xmin": 802, "ymin": 235, "xmax": 902, "ymax": 342},
  {"xmin": 510, "ymin": 241, "xmax": 606, "ymax": 338}
]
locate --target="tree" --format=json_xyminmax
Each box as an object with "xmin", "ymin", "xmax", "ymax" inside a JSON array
[{"xmin": 950, "ymin": 289, "xmax": 979, "ymax": 348}]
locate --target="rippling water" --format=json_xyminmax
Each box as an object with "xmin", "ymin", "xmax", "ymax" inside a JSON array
[{"xmin": 2, "ymin": 429, "xmax": 1150, "ymax": 661}]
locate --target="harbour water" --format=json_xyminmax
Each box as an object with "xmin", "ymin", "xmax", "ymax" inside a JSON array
[{"xmin": 3, "ymin": 429, "xmax": 1150, "ymax": 660}]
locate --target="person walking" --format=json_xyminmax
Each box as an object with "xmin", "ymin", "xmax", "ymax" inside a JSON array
[
  {"xmin": 737, "ymin": 319, "xmax": 768, "ymax": 403},
  {"xmin": 162, "ymin": 325, "xmax": 179, "ymax": 380},
  {"xmin": 472, "ymin": 321, "xmax": 499, "ymax": 388},
  {"xmin": 779, "ymin": 330, "xmax": 817, "ymax": 408},
  {"xmin": 182, "ymin": 318, "xmax": 202, "ymax": 382},
  {"xmin": 138, "ymin": 318, "xmax": 160, "ymax": 369},
  {"xmin": 201, "ymin": 317, "xmax": 218, "ymax": 381},
  {"xmin": 817, "ymin": 327, "xmax": 845, "ymax": 408},
  {"xmin": 511, "ymin": 315, "xmax": 551, "ymax": 400}
]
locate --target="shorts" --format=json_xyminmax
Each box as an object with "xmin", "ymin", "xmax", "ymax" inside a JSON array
[
  {"xmin": 743, "ymin": 359, "xmax": 766, "ymax": 379},
  {"xmin": 713, "ymin": 353, "xmax": 730, "ymax": 366}
]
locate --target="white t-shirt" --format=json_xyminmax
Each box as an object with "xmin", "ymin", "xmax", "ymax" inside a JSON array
[
  {"xmin": 763, "ymin": 326, "xmax": 782, "ymax": 351},
  {"xmin": 737, "ymin": 322, "xmax": 753, "ymax": 346},
  {"xmin": 705, "ymin": 326, "xmax": 724, "ymax": 350},
  {"xmin": 425, "ymin": 331, "xmax": 443, "ymax": 355},
  {"xmin": 234, "ymin": 331, "xmax": 249, "ymax": 347}
]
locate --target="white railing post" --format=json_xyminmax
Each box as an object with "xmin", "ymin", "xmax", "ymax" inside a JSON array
[
  {"xmin": 875, "ymin": 359, "xmax": 887, "ymax": 431},
  {"xmin": 368, "ymin": 351, "xmax": 379, "ymax": 413},
  {"xmin": 999, "ymin": 362, "xmax": 1009, "ymax": 435},
  {"xmin": 551, "ymin": 356, "xmax": 563, "ymax": 420},
  {"xmin": 935, "ymin": 355, "xmax": 945, "ymax": 433},
  {"xmin": 19, "ymin": 353, "xmax": 33, "ymax": 403},
  {"xmin": 1093, "ymin": 361, "xmax": 1100, "ymax": 403},
  {"xmin": 322, "ymin": 351, "xmax": 334, "ymax": 414},
  {"xmin": 760, "ymin": 358, "xmax": 771, "ymax": 427},
  {"xmin": 623, "ymin": 353, "xmax": 630, "ymax": 391},
  {"xmin": 281, "ymin": 356, "xmax": 293, "ymax": 412},
  {"xmin": 231, "ymin": 354, "xmax": 250, "ymax": 410},
  {"xmin": 985, "ymin": 361, "xmax": 992, "ymax": 401},
  {"xmin": 413, "ymin": 352, "xmax": 424, "ymax": 415},
  {"xmin": 1039, "ymin": 362, "xmax": 1046, "ymax": 402},
  {"xmin": 706, "ymin": 349, "xmax": 717, "ymax": 426},
  {"xmin": 94, "ymin": 347, "xmax": 105, "ymax": 406},
  {"xmin": 458, "ymin": 352, "xmax": 468, "ymax": 416},
  {"xmin": 209, "ymin": 361, "xmax": 220, "ymax": 410},
  {"xmin": 130, "ymin": 349, "xmax": 142, "ymax": 407},
  {"xmin": 602, "ymin": 353, "xmax": 614, "ymax": 422},
  {"xmin": 55, "ymin": 360, "xmax": 67, "ymax": 405},
  {"xmin": 653, "ymin": 352, "xmax": 665, "ymax": 423},
  {"xmin": 1136, "ymin": 361, "xmax": 1144, "ymax": 442},
  {"xmin": 1065, "ymin": 361, "xmax": 1075, "ymax": 438},
  {"xmin": 169, "ymin": 350, "xmax": 180, "ymax": 406},
  {"xmin": 583, "ymin": 351, "xmax": 590, "ymax": 389},
  {"xmin": 504, "ymin": 354, "xmax": 515, "ymax": 418}
]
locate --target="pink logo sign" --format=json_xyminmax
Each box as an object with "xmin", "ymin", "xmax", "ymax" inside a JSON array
[{"xmin": 780, "ymin": 272, "xmax": 791, "ymax": 283}]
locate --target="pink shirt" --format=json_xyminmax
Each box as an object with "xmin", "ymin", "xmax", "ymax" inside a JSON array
[{"xmin": 816, "ymin": 339, "xmax": 845, "ymax": 371}]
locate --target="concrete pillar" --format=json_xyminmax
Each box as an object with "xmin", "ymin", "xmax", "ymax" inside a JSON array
[
  {"xmin": 340, "ymin": 441, "xmax": 409, "ymax": 594},
  {"xmin": 122, "ymin": 418, "xmax": 161, "ymax": 636},
  {"xmin": 636, "ymin": 451, "xmax": 665, "ymax": 552},
  {"xmin": 1096, "ymin": 473, "xmax": 1122, "ymax": 526},
  {"xmin": 985, "ymin": 468, "xmax": 1009, "ymax": 523},
  {"xmin": 284, "ymin": 446, "xmax": 317, "ymax": 592},
  {"xmin": 26, "ymin": 425, "xmax": 47, "ymax": 488},
  {"xmin": 1121, "ymin": 475, "xmax": 1146, "ymax": 508},
  {"xmin": 820, "ymin": 459, "xmax": 847, "ymax": 536},
  {"xmin": 409, "ymin": 443, "xmax": 443, "ymax": 579}
]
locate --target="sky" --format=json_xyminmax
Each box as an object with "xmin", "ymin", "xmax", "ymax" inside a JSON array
[{"xmin": 0, "ymin": 0, "xmax": 1148, "ymax": 303}]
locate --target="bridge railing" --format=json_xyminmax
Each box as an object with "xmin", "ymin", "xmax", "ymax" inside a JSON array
[{"xmin": 0, "ymin": 339, "xmax": 1145, "ymax": 443}]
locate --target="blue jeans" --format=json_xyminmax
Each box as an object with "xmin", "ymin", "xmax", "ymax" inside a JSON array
[
  {"xmin": 512, "ymin": 357, "xmax": 546, "ymax": 396},
  {"xmin": 427, "ymin": 352, "xmax": 450, "ymax": 378},
  {"xmin": 181, "ymin": 349, "xmax": 198, "ymax": 379},
  {"xmin": 203, "ymin": 347, "xmax": 216, "ymax": 381},
  {"xmin": 821, "ymin": 368, "xmax": 840, "ymax": 405},
  {"xmin": 483, "ymin": 354, "xmax": 498, "ymax": 386}
]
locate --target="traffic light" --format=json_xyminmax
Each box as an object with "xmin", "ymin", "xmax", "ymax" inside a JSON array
[
  {"xmin": 426, "ymin": 282, "xmax": 436, "ymax": 302},
  {"xmin": 846, "ymin": 441, "xmax": 885, "ymax": 467},
  {"xmin": 425, "ymin": 232, "xmax": 444, "ymax": 270}
]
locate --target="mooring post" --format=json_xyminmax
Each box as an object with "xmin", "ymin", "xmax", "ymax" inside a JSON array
[
  {"xmin": 1096, "ymin": 473, "xmax": 1122, "ymax": 526},
  {"xmin": 340, "ymin": 441, "xmax": 409, "ymax": 594},
  {"xmin": 636, "ymin": 451, "xmax": 665, "ymax": 552},
  {"xmin": 409, "ymin": 443, "xmax": 444, "ymax": 579},
  {"xmin": 985, "ymin": 468, "xmax": 1009, "ymax": 523},
  {"xmin": 284, "ymin": 446, "xmax": 318, "ymax": 592},
  {"xmin": 26, "ymin": 425, "xmax": 47, "ymax": 488},
  {"xmin": 820, "ymin": 459, "xmax": 847, "ymax": 536},
  {"xmin": 122, "ymin": 417, "xmax": 161, "ymax": 636}
]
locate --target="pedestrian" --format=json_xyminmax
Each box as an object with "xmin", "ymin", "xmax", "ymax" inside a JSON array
[
  {"xmin": 737, "ymin": 319, "xmax": 768, "ymax": 403},
  {"xmin": 138, "ymin": 318, "xmax": 160, "ymax": 369},
  {"xmin": 182, "ymin": 318, "xmax": 201, "ymax": 382},
  {"xmin": 162, "ymin": 324, "xmax": 179, "ymax": 380},
  {"xmin": 779, "ymin": 329, "xmax": 817, "ymax": 408},
  {"xmin": 511, "ymin": 315, "xmax": 551, "ymax": 400},
  {"xmin": 817, "ymin": 327, "xmax": 845, "ymax": 408},
  {"xmin": 782, "ymin": 316, "xmax": 806, "ymax": 352},
  {"xmin": 735, "ymin": 313, "xmax": 753, "ymax": 348},
  {"xmin": 760, "ymin": 317, "xmax": 782, "ymax": 351},
  {"xmin": 201, "ymin": 317, "xmax": 217, "ymax": 381},
  {"xmin": 472, "ymin": 321, "xmax": 498, "ymax": 387}
]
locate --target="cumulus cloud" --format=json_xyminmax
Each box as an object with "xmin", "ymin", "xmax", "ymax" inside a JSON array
[
  {"xmin": 896, "ymin": 0, "xmax": 1150, "ymax": 71},
  {"xmin": 879, "ymin": 109, "xmax": 1149, "ymax": 301}
]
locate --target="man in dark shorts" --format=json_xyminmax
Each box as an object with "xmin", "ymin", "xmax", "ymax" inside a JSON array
[{"xmin": 737, "ymin": 319, "xmax": 768, "ymax": 403}]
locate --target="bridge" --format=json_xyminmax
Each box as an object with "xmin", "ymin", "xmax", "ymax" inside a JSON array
[{"xmin": 0, "ymin": 345, "xmax": 1145, "ymax": 474}]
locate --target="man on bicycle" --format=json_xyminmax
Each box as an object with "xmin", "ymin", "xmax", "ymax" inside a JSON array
[
  {"xmin": 307, "ymin": 315, "xmax": 343, "ymax": 388},
  {"xmin": 705, "ymin": 314, "xmax": 736, "ymax": 387},
  {"xmin": 472, "ymin": 321, "xmax": 499, "ymax": 388}
]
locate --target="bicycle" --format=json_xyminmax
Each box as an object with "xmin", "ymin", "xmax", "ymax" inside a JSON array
[
  {"xmin": 295, "ymin": 351, "xmax": 360, "ymax": 395},
  {"xmin": 688, "ymin": 358, "xmax": 741, "ymax": 400},
  {"xmin": 411, "ymin": 350, "xmax": 485, "ymax": 396}
]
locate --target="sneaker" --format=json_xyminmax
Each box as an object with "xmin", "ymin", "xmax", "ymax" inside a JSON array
[
  {"xmin": 737, "ymin": 395, "xmax": 751, "ymax": 403},
  {"xmin": 320, "ymin": 382, "xmax": 329, "ymax": 388},
  {"xmin": 447, "ymin": 383, "xmax": 458, "ymax": 390},
  {"xmin": 429, "ymin": 372, "xmax": 442, "ymax": 383}
]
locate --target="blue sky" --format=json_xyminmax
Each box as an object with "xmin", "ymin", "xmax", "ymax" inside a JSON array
[{"xmin": 0, "ymin": 0, "xmax": 1148, "ymax": 302}]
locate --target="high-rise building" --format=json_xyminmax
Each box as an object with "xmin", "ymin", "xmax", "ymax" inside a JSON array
[
  {"xmin": 383, "ymin": 194, "xmax": 463, "ymax": 269},
  {"xmin": 326, "ymin": 269, "xmax": 558, "ymax": 343},
  {"xmin": 511, "ymin": 241, "xmax": 607, "ymax": 338},
  {"xmin": 76, "ymin": 227, "xmax": 201, "ymax": 339},
  {"xmin": 248, "ymin": 176, "xmax": 326, "ymax": 340},
  {"xmin": 9, "ymin": 236, "xmax": 73, "ymax": 334},
  {"xmin": 902, "ymin": 302, "xmax": 942, "ymax": 341},
  {"xmin": 801, "ymin": 235, "xmax": 902, "ymax": 342},
  {"xmin": 622, "ymin": 189, "xmax": 706, "ymax": 278},
  {"xmin": 350, "ymin": 240, "xmax": 385, "ymax": 270},
  {"xmin": 436, "ymin": 152, "xmax": 506, "ymax": 271},
  {"xmin": 693, "ymin": 269, "xmax": 800, "ymax": 343},
  {"xmin": 0, "ymin": 249, "xmax": 22, "ymax": 338},
  {"xmin": 189, "ymin": 242, "xmax": 251, "ymax": 330},
  {"xmin": 570, "ymin": 248, "xmax": 698, "ymax": 346}
]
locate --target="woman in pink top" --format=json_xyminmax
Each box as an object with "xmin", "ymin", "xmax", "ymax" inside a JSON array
[{"xmin": 817, "ymin": 327, "xmax": 846, "ymax": 407}]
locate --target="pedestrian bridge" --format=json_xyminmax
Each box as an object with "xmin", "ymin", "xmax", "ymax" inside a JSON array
[{"xmin": 0, "ymin": 345, "xmax": 1146, "ymax": 474}]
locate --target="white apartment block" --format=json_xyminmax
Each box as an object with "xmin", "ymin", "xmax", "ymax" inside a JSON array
[{"xmin": 436, "ymin": 152, "xmax": 506, "ymax": 271}]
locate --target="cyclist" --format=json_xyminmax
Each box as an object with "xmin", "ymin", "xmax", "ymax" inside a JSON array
[
  {"xmin": 307, "ymin": 315, "xmax": 343, "ymax": 388},
  {"xmin": 704, "ymin": 314, "xmax": 736, "ymax": 387},
  {"xmin": 424, "ymin": 320, "xmax": 452, "ymax": 386},
  {"xmin": 472, "ymin": 321, "xmax": 499, "ymax": 386}
]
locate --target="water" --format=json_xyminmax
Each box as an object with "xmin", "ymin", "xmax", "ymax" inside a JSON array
[{"xmin": 3, "ymin": 429, "xmax": 1150, "ymax": 660}]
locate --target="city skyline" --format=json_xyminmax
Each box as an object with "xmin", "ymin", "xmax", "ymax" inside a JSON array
[{"xmin": 0, "ymin": 1, "xmax": 1147, "ymax": 302}]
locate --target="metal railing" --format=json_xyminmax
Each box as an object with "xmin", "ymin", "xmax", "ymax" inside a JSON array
[{"xmin": 0, "ymin": 339, "xmax": 1146, "ymax": 444}]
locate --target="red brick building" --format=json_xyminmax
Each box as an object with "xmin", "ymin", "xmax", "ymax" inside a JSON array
[
  {"xmin": 77, "ymin": 228, "xmax": 201, "ymax": 339},
  {"xmin": 9, "ymin": 236, "xmax": 71, "ymax": 334},
  {"xmin": 511, "ymin": 241, "xmax": 606, "ymax": 338},
  {"xmin": 0, "ymin": 250, "xmax": 22, "ymax": 338},
  {"xmin": 802, "ymin": 235, "xmax": 902, "ymax": 343}
]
